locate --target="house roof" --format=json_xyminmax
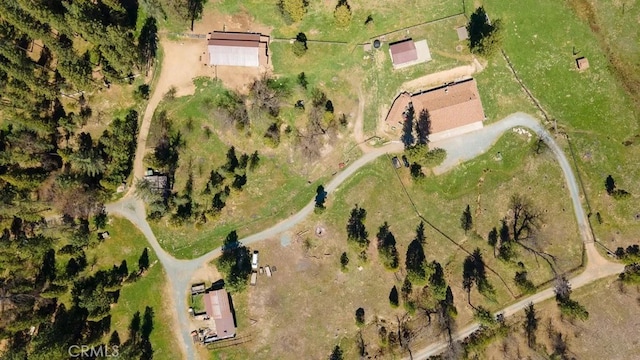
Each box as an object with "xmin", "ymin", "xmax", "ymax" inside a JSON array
[
  {"xmin": 389, "ymin": 39, "xmax": 418, "ymax": 65},
  {"xmin": 385, "ymin": 78, "xmax": 485, "ymax": 134},
  {"xmin": 210, "ymin": 32, "xmax": 261, "ymax": 42},
  {"xmin": 410, "ymin": 78, "xmax": 485, "ymax": 133},
  {"xmin": 204, "ymin": 289, "xmax": 235, "ymax": 338},
  {"xmin": 385, "ymin": 92, "xmax": 412, "ymax": 129},
  {"xmin": 144, "ymin": 175, "xmax": 168, "ymax": 192}
]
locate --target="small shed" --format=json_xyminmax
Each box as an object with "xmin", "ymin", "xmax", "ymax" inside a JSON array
[
  {"xmin": 144, "ymin": 174, "xmax": 169, "ymax": 194},
  {"xmin": 576, "ymin": 57, "xmax": 589, "ymax": 70},
  {"xmin": 389, "ymin": 39, "xmax": 418, "ymax": 66},
  {"xmin": 191, "ymin": 283, "xmax": 206, "ymax": 295}
]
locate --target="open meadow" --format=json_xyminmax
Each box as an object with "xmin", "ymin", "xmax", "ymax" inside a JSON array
[
  {"xmin": 215, "ymin": 0, "xmax": 463, "ymax": 43},
  {"xmin": 481, "ymin": 0, "xmax": 640, "ymax": 251}
]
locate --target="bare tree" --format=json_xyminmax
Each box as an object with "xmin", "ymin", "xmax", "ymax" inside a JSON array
[
  {"xmin": 554, "ymin": 276, "xmax": 571, "ymax": 302},
  {"xmin": 249, "ymin": 74, "xmax": 288, "ymax": 117},
  {"xmin": 507, "ymin": 193, "xmax": 542, "ymax": 242}
]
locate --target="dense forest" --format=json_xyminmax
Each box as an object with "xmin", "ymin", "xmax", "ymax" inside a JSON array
[{"xmin": 0, "ymin": 0, "xmax": 187, "ymax": 358}]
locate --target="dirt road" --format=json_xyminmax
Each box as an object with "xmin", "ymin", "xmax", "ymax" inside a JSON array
[
  {"xmin": 126, "ymin": 38, "xmax": 208, "ymax": 198},
  {"xmin": 401, "ymin": 58, "xmax": 484, "ymax": 92}
]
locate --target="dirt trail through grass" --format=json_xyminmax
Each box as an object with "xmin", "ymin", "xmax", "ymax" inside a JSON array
[{"xmin": 127, "ymin": 38, "xmax": 207, "ymax": 198}]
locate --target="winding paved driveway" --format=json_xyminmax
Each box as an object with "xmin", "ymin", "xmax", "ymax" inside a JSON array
[{"xmin": 108, "ymin": 90, "xmax": 623, "ymax": 360}]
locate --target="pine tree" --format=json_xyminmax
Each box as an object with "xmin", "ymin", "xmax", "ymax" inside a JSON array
[{"xmin": 460, "ymin": 204, "xmax": 473, "ymax": 234}]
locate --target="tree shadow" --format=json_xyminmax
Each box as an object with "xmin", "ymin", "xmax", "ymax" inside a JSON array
[
  {"xmin": 209, "ymin": 279, "xmax": 226, "ymax": 291},
  {"xmin": 401, "ymin": 103, "xmax": 415, "ymax": 148}
]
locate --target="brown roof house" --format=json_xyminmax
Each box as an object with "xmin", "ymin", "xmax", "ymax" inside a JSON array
[
  {"xmin": 207, "ymin": 31, "xmax": 269, "ymax": 67},
  {"xmin": 389, "ymin": 38, "xmax": 432, "ymax": 69},
  {"xmin": 386, "ymin": 78, "xmax": 486, "ymax": 142},
  {"xmin": 203, "ymin": 288, "xmax": 236, "ymax": 341}
]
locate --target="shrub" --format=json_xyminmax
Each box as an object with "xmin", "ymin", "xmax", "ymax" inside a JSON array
[
  {"xmin": 334, "ymin": 1, "xmax": 352, "ymax": 28},
  {"xmin": 135, "ymin": 84, "xmax": 150, "ymax": 100},
  {"xmin": 292, "ymin": 39, "xmax": 307, "ymax": 56}
]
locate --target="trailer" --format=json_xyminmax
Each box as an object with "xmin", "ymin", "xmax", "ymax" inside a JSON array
[{"xmin": 250, "ymin": 271, "xmax": 257, "ymax": 286}]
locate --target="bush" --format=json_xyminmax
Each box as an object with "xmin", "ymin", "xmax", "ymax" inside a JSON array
[
  {"xmin": 424, "ymin": 148, "xmax": 447, "ymax": 167},
  {"xmin": 619, "ymin": 263, "xmax": 640, "ymax": 284},
  {"xmin": 135, "ymin": 84, "xmax": 150, "ymax": 100},
  {"xmin": 612, "ymin": 189, "xmax": 631, "ymax": 199},
  {"xmin": 334, "ymin": 2, "xmax": 352, "ymax": 28},
  {"xmin": 340, "ymin": 252, "xmax": 349, "ymax": 270},
  {"xmin": 615, "ymin": 245, "xmax": 640, "ymax": 264},
  {"xmin": 297, "ymin": 72, "xmax": 308, "ymax": 89},
  {"xmin": 279, "ymin": 0, "xmax": 307, "ymax": 22},
  {"xmin": 292, "ymin": 40, "xmax": 307, "ymax": 57},
  {"xmin": 355, "ymin": 307, "xmax": 365, "ymax": 326},
  {"xmin": 264, "ymin": 122, "xmax": 281, "ymax": 147},
  {"xmin": 558, "ymin": 299, "xmax": 589, "ymax": 321},
  {"xmin": 514, "ymin": 270, "xmax": 536, "ymax": 294}
]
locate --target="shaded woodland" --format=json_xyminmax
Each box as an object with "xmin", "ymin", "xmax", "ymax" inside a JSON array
[{"xmin": 0, "ymin": 1, "xmax": 168, "ymax": 357}]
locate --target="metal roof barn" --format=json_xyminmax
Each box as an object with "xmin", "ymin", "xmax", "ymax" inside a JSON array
[{"xmin": 207, "ymin": 32, "xmax": 262, "ymax": 67}]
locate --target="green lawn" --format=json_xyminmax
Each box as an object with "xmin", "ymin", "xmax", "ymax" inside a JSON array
[
  {"xmin": 88, "ymin": 217, "xmax": 181, "ymax": 360},
  {"xmin": 217, "ymin": 0, "xmax": 463, "ymax": 43},
  {"xmin": 190, "ymin": 293, "xmax": 205, "ymax": 314},
  {"xmin": 480, "ymin": 0, "xmax": 640, "ymax": 250}
]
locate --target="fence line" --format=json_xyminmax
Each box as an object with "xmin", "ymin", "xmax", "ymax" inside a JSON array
[{"xmin": 368, "ymin": 12, "xmax": 465, "ymax": 42}]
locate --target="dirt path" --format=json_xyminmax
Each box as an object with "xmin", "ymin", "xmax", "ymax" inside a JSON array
[
  {"xmin": 401, "ymin": 58, "xmax": 484, "ymax": 92},
  {"xmin": 127, "ymin": 38, "xmax": 208, "ymax": 197},
  {"xmin": 353, "ymin": 86, "xmax": 372, "ymax": 153}
]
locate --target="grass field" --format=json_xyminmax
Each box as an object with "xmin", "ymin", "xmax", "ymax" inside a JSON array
[
  {"xmin": 322, "ymin": 131, "xmax": 583, "ymax": 305},
  {"xmin": 216, "ymin": 0, "xmax": 463, "ymax": 43},
  {"xmin": 481, "ymin": 0, "xmax": 640, "ymax": 251},
  {"xmin": 87, "ymin": 217, "xmax": 181, "ymax": 360},
  {"xmin": 146, "ymin": 78, "xmax": 345, "ymax": 258}
]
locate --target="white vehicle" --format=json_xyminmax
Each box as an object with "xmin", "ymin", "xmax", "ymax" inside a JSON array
[{"xmin": 251, "ymin": 251, "xmax": 259, "ymax": 270}]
